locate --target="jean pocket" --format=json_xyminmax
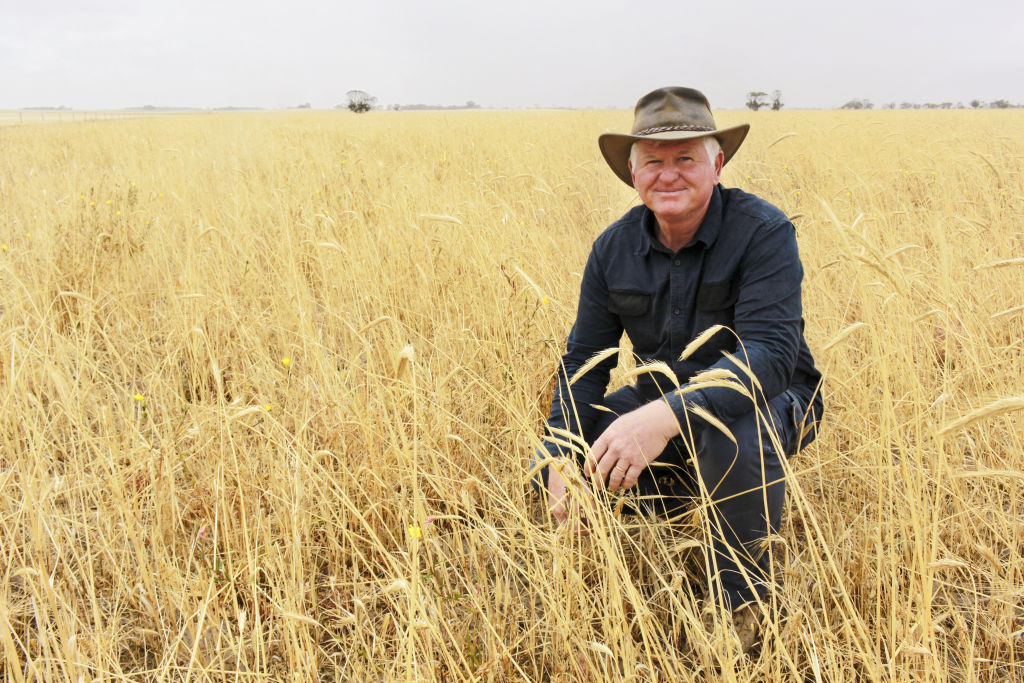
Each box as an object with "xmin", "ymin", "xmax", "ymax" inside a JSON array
[{"xmin": 786, "ymin": 390, "xmax": 819, "ymax": 454}]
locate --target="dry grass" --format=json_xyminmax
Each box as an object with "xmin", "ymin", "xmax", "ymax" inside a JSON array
[{"xmin": 1, "ymin": 108, "xmax": 1022, "ymax": 681}]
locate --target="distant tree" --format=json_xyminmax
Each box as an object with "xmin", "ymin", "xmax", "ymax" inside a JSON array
[
  {"xmin": 940, "ymin": 102, "xmax": 953, "ymax": 109},
  {"xmin": 969, "ymin": 99, "xmax": 982, "ymax": 109},
  {"xmin": 841, "ymin": 99, "xmax": 872, "ymax": 110},
  {"xmin": 884, "ymin": 102, "xmax": 896, "ymax": 109},
  {"xmin": 990, "ymin": 99, "xmax": 1011, "ymax": 109},
  {"xmin": 298, "ymin": 102, "xmax": 311, "ymax": 109},
  {"xmin": 346, "ymin": 90, "xmax": 376, "ymax": 113},
  {"xmin": 746, "ymin": 91, "xmax": 768, "ymax": 111},
  {"xmin": 771, "ymin": 90, "xmax": 783, "ymax": 111}
]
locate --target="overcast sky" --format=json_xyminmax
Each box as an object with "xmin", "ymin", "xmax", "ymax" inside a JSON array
[{"xmin": 2, "ymin": 0, "xmax": 1022, "ymax": 110}]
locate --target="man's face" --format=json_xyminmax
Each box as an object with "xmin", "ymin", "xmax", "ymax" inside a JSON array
[{"xmin": 629, "ymin": 138, "xmax": 724, "ymax": 228}]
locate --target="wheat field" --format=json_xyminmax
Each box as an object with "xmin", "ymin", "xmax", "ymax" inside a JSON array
[{"xmin": 1, "ymin": 108, "xmax": 1022, "ymax": 681}]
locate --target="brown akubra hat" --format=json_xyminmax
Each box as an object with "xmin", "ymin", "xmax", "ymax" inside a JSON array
[{"xmin": 599, "ymin": 87, "xmax": 750, "ymax": 187}]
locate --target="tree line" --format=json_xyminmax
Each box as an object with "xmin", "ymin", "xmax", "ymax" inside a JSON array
[
  {"xmin": 840, "ymin": 98, "xmax": 1019, "ymax": 110},
  {"xmin": 329, "ymin": 90, "xmax": 1023, "ymax": 113}
]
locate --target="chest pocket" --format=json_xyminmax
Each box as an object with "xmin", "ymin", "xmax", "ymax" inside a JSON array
[
  {"xmin": 607, "ymin": 290, "xmax": 651, "ymax": 317},
  {"xmin": 696, "ymin": 279, "xmax": 739, "ymax": 311},
  {"xmin": 607, "ymin": 289, "xmax": 657, "ymax": 350},
  {"xmin": 693, "ymin": 279, "xmax": 739, "ymax": 357}
]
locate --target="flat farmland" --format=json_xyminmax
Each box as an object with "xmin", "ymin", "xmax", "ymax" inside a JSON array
[{"xmin": 1, "ymin": 109, "xmax": 1022, "ymax": 680}]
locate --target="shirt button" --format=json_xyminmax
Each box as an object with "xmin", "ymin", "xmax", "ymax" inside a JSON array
[
  {"xmin": 673, "ymin": 308, "xmax": 681, "ymax": 316},
  {"xmin": 674, "ymin": 259, "xmax": 681, "ymax": 266}
]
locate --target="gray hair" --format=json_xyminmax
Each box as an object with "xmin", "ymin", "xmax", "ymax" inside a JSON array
[{"xmin": 629, "ymin": 136, "xmax": 722, "ymax": 170}]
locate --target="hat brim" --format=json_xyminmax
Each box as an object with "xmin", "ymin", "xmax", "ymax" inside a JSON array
[{"xmin": 598, "ymin": 123, "xmax": 750, "ymax": 187}]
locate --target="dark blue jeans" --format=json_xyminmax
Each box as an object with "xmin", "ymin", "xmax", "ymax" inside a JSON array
[{"xmin": 534, "ymin": 385, "xmax": 820, "ymax": 609}]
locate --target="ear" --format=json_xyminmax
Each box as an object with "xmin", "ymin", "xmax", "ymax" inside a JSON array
[{"xmin": 713, "ymin": 149, "xmax": 724, "ymax": 181}]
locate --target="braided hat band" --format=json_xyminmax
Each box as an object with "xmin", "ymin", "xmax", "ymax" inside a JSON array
[{"xmin": 634, "ymin": 124, "xmax": 714, "ymax": 136}]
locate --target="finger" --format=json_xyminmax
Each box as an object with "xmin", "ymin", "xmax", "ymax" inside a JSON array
[
  {"xmin": 558, "ymin": 495, "xmax": 590, "ymax": 536},
  {"xmin": 595, "ymin": 451, "xmax": 619, "ymax": 488},
  {"xmin": 550, "ymin": 490, "xmax": 570, "ymax": 523},
  {"xmin": 607, "ymin": 462, "xmax": 628, "ymax": 492},
  {"xmin": 552, "ymin": 503, "xmax": 568, "ymax": 524},
  {"xmin": 619, "ymin": 465, "xmax": 640, "ymax": 492},
  {"xmin": 547, "ymin": 480, "xmax": 569, "ymax": 522},
  {"xmin": 584, "ymin": 439, "xmax": 605, "ymax": 477}
]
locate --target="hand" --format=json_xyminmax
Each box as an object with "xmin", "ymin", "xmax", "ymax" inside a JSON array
[
  {"xmin": 546, "ymin": 460, "xmax": 591, "ymax": 535},
  {"xmin": 584, "ymin": 400, "xmax": 677, "ymax": 493}
]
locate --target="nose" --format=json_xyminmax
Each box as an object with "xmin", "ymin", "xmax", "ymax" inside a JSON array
[{"xmin": 657, "ymin": 161, "xmax": 682, "ymax": 183}]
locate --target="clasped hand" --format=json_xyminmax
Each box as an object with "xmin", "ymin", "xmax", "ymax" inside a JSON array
[
  {"xmin": 584, "ymin": 400, "xmax": 675, "ymax": 492},
  {"xmin": 546, "ymin": 400, "xmax": 677, "ymax": 532}
]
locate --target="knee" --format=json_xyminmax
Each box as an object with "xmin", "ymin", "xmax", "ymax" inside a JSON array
[{"xmin": 695, "ymin": 411, "xmax": 785, "ymax": 495}]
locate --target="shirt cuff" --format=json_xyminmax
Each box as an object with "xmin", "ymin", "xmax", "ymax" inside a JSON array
[{"xmin": 664, "ymin": 386, "xmax": 711, "ymax": 434}]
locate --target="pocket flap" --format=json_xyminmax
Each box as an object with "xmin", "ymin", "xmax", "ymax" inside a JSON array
[
  {"xmin": 607, "ymin": 290, "xmax": 651, "ymax": 317},
  {"xmin": 696, "ymin": 279, "xmax": 738, "ymax": 310}
]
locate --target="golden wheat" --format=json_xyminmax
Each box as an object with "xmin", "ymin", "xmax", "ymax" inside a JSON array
[{"xmin": 1, "ymin": 108, "xmax": 1022, "ymax": 680}]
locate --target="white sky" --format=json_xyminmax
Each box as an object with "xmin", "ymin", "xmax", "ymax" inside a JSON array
[{"xmin": 2, "ymin": 0, "xmax": 1022, "ymax": 110}]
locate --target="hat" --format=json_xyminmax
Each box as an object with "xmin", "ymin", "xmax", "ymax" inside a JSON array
[{"xmin": 599, "ymin": 87, "xmax": 750, "ymax": 187}]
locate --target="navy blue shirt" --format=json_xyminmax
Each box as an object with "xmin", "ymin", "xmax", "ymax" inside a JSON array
[{"xmin": 545, "ymin": 184, "xmax": 822, "ymax": 453}]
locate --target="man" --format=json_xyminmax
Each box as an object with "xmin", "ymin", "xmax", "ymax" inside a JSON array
[{"xmin": 536, "ymin": 87, "xmax": 823, "ymax": 650}]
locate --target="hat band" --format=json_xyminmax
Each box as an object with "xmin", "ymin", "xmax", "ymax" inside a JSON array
[{"xmin": 635, "ymin": 124, "xmax": 715, "ymax": 136}]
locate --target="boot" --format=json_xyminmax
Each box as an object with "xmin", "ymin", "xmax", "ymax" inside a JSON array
[{"xmin": 730, "ymin": 603, "xmax": 761, "ymax": 654}]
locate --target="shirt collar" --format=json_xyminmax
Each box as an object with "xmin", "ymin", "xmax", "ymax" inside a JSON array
[{"xmin": 636, "ymin": 185, "xmax": 724, "ymax": 256}]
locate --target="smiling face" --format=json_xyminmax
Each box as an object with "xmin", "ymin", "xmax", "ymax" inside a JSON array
[{"xmin": 628, "ymin": 137, "xmax": 724, "ymax": 238}]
